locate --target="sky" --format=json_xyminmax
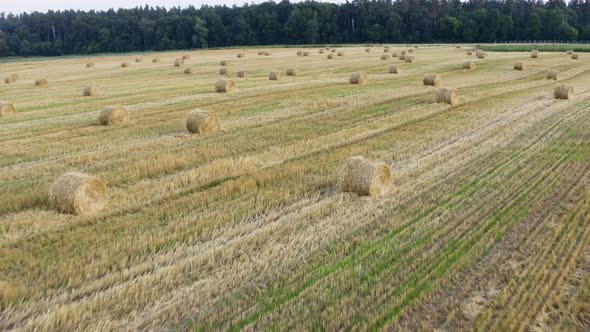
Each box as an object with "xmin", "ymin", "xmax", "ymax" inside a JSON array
[{"xmin": 3, "ymin": 0, "xmax": 342, "ymax": 14}]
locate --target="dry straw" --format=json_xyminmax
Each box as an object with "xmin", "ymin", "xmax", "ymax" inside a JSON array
[
  {"xmin": 463, "ymin": 61, "xmax": 475, "ymax": 70},
  {"xmin": 389, "ymin": 64, "xmax": 401, "ymax": 74},
  {"xmin": 0, "ymin": 101, "xmax": 16, "ymax": 117},
  {"xmin": 219, "ymin": 67, "xmax": 230, "ymax": 75},
  {"xmin": 174, "ymin": 58, "xmax": 183, "ymax": 67},
  {"xmin": 182, "ymin": 55, "xmax": 190, "ymax": 60},
  {"xmin": 571, "ymin": 54, "xmax": 579, "ymax": 59},
  {"xmin": 327, "ymin": 54, "xmax": 336, "ymax": 59},
  {"xmin": 384, "ymin": 46, "xmax": 390, "ymax": 52},
  {"xmin": 381, "ymin": 54, "xmax": 391, "ymax": 60},
  {"xmin": 184, "ymin": 68, "xmax": 193, "ymax": 74},
  {"xmin": 531, "ymin": 50, "xmax": 539, "ymax": 58},
  {"xmin": 337, "ymin": 51, "xmax": 345, "ymax": 56},
  {"xmin": 566, "ymin": 50, "xmax": 573, "ymax": 55},
  {"xmin": 554, "ymin": 84, "xmax": 574, "ymax": 100},
  {"xmin": 269, "ymin": 71, "xmax": 282, "ymax": 80},
  {"xmin": 83, "ymin": 86, "xmax": 102, "ymax": 97},
  {"xmin": 547, "ymin": 70, "xmax": 559, "ymax": 80},
  {"xmin": 86, "ymin": 62, "xmax": 94, "ymax": 68},
  {"xmin": 514, "ymin": 62, "xmax": 526, "ymax": 71},
  {"xmin": 286, "ymin": 68, "xmax": 300, "ymax": 76},
  {"xmin": 152, "ymin": 57, "xmax": 160, "ymax": 63},
  {"xmin": 331, "ymin": 48, "xmax": 337, "ymax": 52},
  {"xmin": 319, "ymin": 49, "xmax": 325, "ymax": 54},
  {"xmin": 466, "ymin": 51, "xmax": 473, "ymax": 56},
  {"xmin": 392, "ymin": 52, "xmax": 399, "ymax": 57},
  {"xmin": 365, "ymin": 48, "xmax": 371, "ymax": 52},
  {"xmin": 121, "ymin": 62, "xmax": 130, "ymax": 67},
  {"xmin": 49, "ymin": 172, "xmax": 107, "ymax": 215},
  {"xmin": 263, "ymin": 52, "xmax": 271, "ymax": 56},
  {"xmin": 35, "ymin": 79, "xmax": 48, "ymax": 87},
  {"xmin": 258, "ymin": 51, "xmax": 264, "ymax": 55},
  {"xmin": 398, "ymin": 54, "xmax": 406, "ymax": 61},
  {"xmin": 98, "ymin": 106, "xmax": 129, "ymax": 126},
  {"xmin": 303, "ymin": 51, "xmax": 310, "ymax": 56},
  {"xmin": 135, "ymin": 58, "xmax": 143, "ymax": 62},
  {"xmin": 408, "ymin": 48, "xmax": 414, "ymax": 53},
  {"xmin": 349, "ymin": 72, "xmax": 368, "ymax": 85},
  {"xmin": 423, "ymin": 74, "xmax": 440, "ymax": 86},
  {"xmin": 435, "ymin": 88, "xmax": 458, "ymax": 105},
  {"xmin": 186, "ymin": 110, "xmax": 220, "ymax": 134},
  {"xmin": 339, "ymin": 156, "xmax": 392, "ymax": 197},
  {"xmin": 220, "ymin": 60, "xmax": 231, "ymax": 66},
  {"xmin": 237, "ymin": 53, "xmax": 245, "ymax": 58},
  {"xmin": 237, "ymin": 70, "xmax": 248, "ymax": 77},
  {"xmin": 476, "ymin": 50, "xmax": 487, "ymax": 59},
  {"xmin": 215, "ymin": 79, "xmax": 235, "ymax": 93},
  {"xmin": 297, "ymin": 51, "xmax": 303, "ymax": 56},
  {"xmin": 5, "ymin": 74, "xmax": 17, "ymax": 84},
  {"xmin": 404, "ymin": 55, "xmax": 415, "ymax": 63}
]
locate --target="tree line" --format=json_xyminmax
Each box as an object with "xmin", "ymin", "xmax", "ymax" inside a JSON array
[{"xmin": 0, "ymin": 0, "xmax": 588, "ymax": 57}]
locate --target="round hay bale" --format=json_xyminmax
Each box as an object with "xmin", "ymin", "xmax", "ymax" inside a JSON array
[
  {"xmin": 121, "ymin": 62, "xmax": 130, "ymax": 68},
  {"xmin": 215, "ymin": 79, "xmax": 235, "ymax": 93},
  {"xmin": 303, "ymin": 51, "xmax": 310, "ymax": 56},
  {"xmin": 349, "ymin": 72, "xmax": 368, "ymax": 85},
  {"xmin": 83, "ymin": 86, "xmax": 102, "ymax": 97},
  {"xmin": 220, "ymin": 60, "xmax": 231, "ymax": 66},
  {"xmin": 98, "ymin": 106, "xmax": 129, "ymax": 126},
  {"xmin": 35, "ymin": 79, "xmax": 48, "ymax": 87},
  {"xmin": 531, "ymin": 50, "xmax": 539, "ymax": 58},
  {"xmin": 269, "ymin": 71, "xmax": 282, "ymax": 80},
  {"xmin": 391, "ymin": 52, "xmax": 399, "ymax": 57},
  {"xmin": 219, "ymin": 67, "xmax": 231, "ymax": 75},
  {"xmin": 258, "ymin": 51, "xmax": 264, "ymax": 55},
  {"xmin": 365, "ymin": 48, "xmax": 371, "ymax": 52},
  {"xmin": 184, "ymin": 68, "xmax": 193, "ymax": 75},
  {"xmin": 435, "ymin": 88, "xmax": 458, "ymax": 105},
  {"xmin": 554, "ymin": 84, "xmax": 574, "ymax": 100},
  {"xmin": 182, "ymin": 55, "xmax": 190, "ymax": 60},
  {"xmin": 152, "ymin": 57, "xmax": 160, "ymax": 63},
  {"xmin": 571, "ymin": 54, "xmax": 579, "ymax": 60},
  {"xmin": 404, "ymin": 55, "xmax": 415, "ymax": 63},
  {"xmin": 174, "ymin": 58, "xmax": 184, "ymax": 67},
  {"xmin": 49, "ymin": 172, "xmax": 107, "ymax": 215},
  {"xmin": 456, "ymin": 45, "xmax": 461, "ymax": 49},
  {"xmin": 398, "ymin": 54, "xmax": 406, "ymax": 61},
  {"xmin": 384, "ymin": 47, "xmax": 390, "ymax": 52},
  {"xmin": 401, "ymin": 50, "xmax": 406, "ymax": 55},
  {"xmin": 0, "ymin": 101, "xmax": 16, "ymax": 117},
  {"xmin": 389, "ymin": 64, "xmax": 401, "ymax": 74},
  {"xmin": 408, "ymin": 48, "xmax": 414, "ymax": 53},
  {"xmin": 476, "ymin": 50, "xmax": 487, "ymax": 59},
  {"xmin": 466, "ymin": 51, "xmax": 473, "ymax": 56},
  {"xmin": 337, "ymin": 51, "xmax": 345, "ymax": 57},
  {"xmin": 135, "ymin": 58, "xmax": 143, "ymax": 63},
  {"xmin": 331, "ymin": 48, "xmax": 337, "ymax": 53},
  {"xmin": 463, "ymin": 61, "xmax": 475, "ymax": 70},
  {"xmin": 381, "ymin": 54, "xmax": 390, "ymax": 60},
  {"xmin": 339, "ymin": 156, "xmax": 392, "ymax": 197},
  {"xmin": 237, "ymin": 53, "xmax": 245, "ymax": 58},
  {"xmin": 4, "ymin": 74, "xmax": 17, "ymax": 84},
  {"xmin": 327, "ymin": 54, "xmax": 336, "ymax": 59},
  {"xmin": 423, "ymin": 74, "xmax": 440, "ymax": 87},
  {"xmin": 237, "ymin": 70, "xmax": 248, "ymax": 78},
  {"xmin": 319, "ymin": 49, "xmax": 325, "ymax": 54},
  {"xmin": 296, "ymin": 51, "xmax": 303, "ymax": 56},
  {"xmin": 514, "ymin": 62, "xmax": 526, "ymax": 71},
  {"xmin": 263, "ymin": 52, "xmax": 271, "ymax": 56},
  {"xmin": 86, "ymin": 62, "xmax": 95, "ymax": 68},
  {"xmin": 547, "ymin": 70, "xmax": 559, "ymax": 80},
  {"xmin": 566, "ymin": 50, "xmax": 573, "ymax": 55},
  {"xmin": 186, "ymin": 110, "xmax": 220, "ymax": 134},
  {"xmin": 286, "ymin": 68, "xmax": 300, "ymax": 76}
]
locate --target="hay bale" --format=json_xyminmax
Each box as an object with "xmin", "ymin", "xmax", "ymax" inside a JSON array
[
  {"xmin": 174, "ymin": 58, "xmax": 184, "ymax": 67},
  {"xmin": 463, "ymin": 61, "xmax": 475, "ymax": 70},
  {"xmin": 331, "ymin": 48, "xmax": 337, "ymax": 52},
  {"xmin": 4, "ymin": 74, "xmax": 17, "ymax": 84},
  {"xmin": 258, "ymin": 51, "xmax": 264, "ymax": 55},
  {"xmin": 554, "ymin": 84, "xmax": 574, "ymax": 100},
  {"xmin": 83, "ymin": 86, "xmax": 102, "ymax": 97},
  {"xmin": 237, "ymin": 70, "xmax": 248, "ymax": 78},
  {"xmin": 263, "ymin": 52, "xmax": 271, "ymax": 56},
  {"xmin": 571, "ymin": 54, "xmax": 579, "ymax": 60},
  {"xmin": 399, "ymin": 54, "xmax": 406, "ymax": 61},
  {"xmin": 514, "ymin": 62, "xmax": 526, "ymax": 71},
  {"xmin": 566, "ymin": 50, "xmax": 573, "ymax": 55},
  {"xmin": 215, "ymin": 79, "xmax": 235, "ymax": 93},
  {"xmin": 456, "ymin": 46, "xmax": 461, "ymax": 49},
  {"xmin": 35, "ymin": 79, "xmax": 48, "ymax": 87},
  {"xmin": 349, "ymin": 72, "xmax": 368, "ymax": 85},
  {"xmin": 296, "ymin": 51, "xmax": 303, "ymax": 56},
  {"xmin": 337, "ymin": 51, "xmax": 345, "ymax": 56},
  {"xmin": 220, "ymin": 60, "xmax": 231, "ymax": 66},
  {"xmin": 389, "ymin": 64, "xmax": 401, "ymax": 74},
  {"xmin": 391, "ymin": 52, "xmax": 399, "ymax": 57},
  {"xmin": 182, "ymin": 55, "xmax": 190, "ymax": 60},
  {"xmin": 547, "ymin": 70, "xmax": 559, "ymax": 80},
  {"xmin": 269, "ymin": 71, "xmax": 282, "ymax": 80},
  {"xmin": 0, "ymin": 101, "xmax": 16, "ymax": 117},
  {"xmin": 476, "ymin": 50, "xmax": 486, "ymax": 59},
  {"xmin": 303, "ymin": 51, "xmax": 310, "ymax": 56},
  {"xmin": 381, "ymin": 54, "xmax": 391, "ymax": 60},
  {"xmin": 184, "ymin": 68, "xmax": 193, "ymax": 74},
  {"xmin": 327, "ymin": 54, "xmax": 336, "ymax": 59},
  {"xmin": 466, "ymin": 51, "xmax": 473, "ymax": 56},
  {"xmin": 435, "ymin": 88, "xmax": 458, "ymax": 105},
  {"xmin": 531, "ymin": 50, "xmax": 539, "ymax": 58},
  {"xmin": 186, "ymin": 110, "xmax": 220, "ymax": 134},
  {"xmin": 121, "ymin": 62, "xmax": 130, "ymax": 68},
  {"xmin": 98, "ymin": 106, "xmax": 128, "ymax": 126},
  {"xmin": 365, "ymin": 48, "xmax": 371, "ymax": 52},
  {"xmin": 404, "ymin": 55, "xmax": 415, "ymax": 63},
  {"xmin": 401, "ymin": 50, "xmax": 406, "ymax": 55},
  {"xmin": 49, "ymin": 172, "xmax": 107, "ymax": 215},
  {"xmin": 86, "ymin": 62, "xmax": 95, "ymax": 68},
  {"xmin": 135, "ymin": 58, "xmax": 143, "ymax": 62},
  {"xmin": 237, "ymin": 53, "xmax": 245, "ymax": 58},
  {"xmin": 408, "ymin": 48, "xmax": 414, "ymax": 53},
  {"xmin": 423, "ymin": 74, "xmax": 440, "ymax": 87},
  {"xmin": 286, "ymin": 68, "xmax": 300, "ymax": 76},
  {"xmin": 384, "ymin": 47, "xmax": 390, "ymax": 52},
  {"xmin": 219, "ymin": 67, "xmax": 231, "ymax": 75},
  {"xmin": 319, "ymin": 49, "xmax": 325, "ymax": 54},
  {"xmin": 152, "ymin": 57, "xmax": 160, "ymax": 63},
  {"xmin": 339, "ymin": 156, "xmax": 392, "ymax": 197}
]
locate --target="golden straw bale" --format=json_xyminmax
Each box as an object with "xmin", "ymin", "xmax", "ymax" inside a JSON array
[
  {"xmin": 35, "ymin": 79, "xmax": 48, "ymax": 87},
  {"xmin": 435, "ymin": 88, "xmax": 459, "ymax": 105},
  {"xmin": 186, "ymin": 110, "xmax": 220, "ymax": 134},
  {"xmin": 339, "ymin": 156, "xmax": 392, "ymax": 197},
  {"xmin": 463, "ymin": 61, "xmax": 475, "ymax": 70},
  {"xmin": 349, "ymin": 72, "xmax": 368, "ymax": 85},
  {"xmin": 547, "ymin": 70, "xmax": 559, "ymax": 80},
  {"xmin": 215, "ymin": 79, "xmax": 235, "ymax": 93},
  {"xmin": 98, "ymin": 106, "xmax": 128, "ymax": 126},
  {"xmin": 49, "ymin": 172, "xmax": 107, "ymax": 215},
  {"xmin": 269, "ymin": 71, "xmax": 282, "ymax": 80},
  {"xmin": 554, "ymin": 84, "xmax": 574, "ymax": 100},
  {"xmin": 0, "ymin": 101, "xmax": 16, "ymax": 117},
  {"xmin": 389, "ymin": 64, "xmax": 401, "ymax": 74},
  {"xmin": 83, "ymin": 86, "xmax": 102, "ymax": 97},
  {"xmin": 423, "ymin": 74, "xmax": 440, "ymax": 86}
]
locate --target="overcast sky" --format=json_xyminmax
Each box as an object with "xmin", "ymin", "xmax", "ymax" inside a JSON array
[{"xmin": 3, "ymin": 0, "xmax": 343, "ymax": 14}]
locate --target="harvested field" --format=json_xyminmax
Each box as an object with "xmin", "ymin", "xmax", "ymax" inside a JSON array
[{"xmin": 0, "ymin": 45, "xmax": 589, "ymax": 331}]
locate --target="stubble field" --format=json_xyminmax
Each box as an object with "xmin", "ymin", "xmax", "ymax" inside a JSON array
[{"xmin": 1, "ymin": 45, "xmax": 589, "ymax": 331}]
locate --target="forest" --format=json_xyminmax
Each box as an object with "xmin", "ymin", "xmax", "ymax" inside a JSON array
[{"xmin": 0, "ymin": 0, "xmax": 588, "ymax": 57}]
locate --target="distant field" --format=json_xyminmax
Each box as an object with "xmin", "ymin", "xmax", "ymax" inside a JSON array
[
  {"xmin": 1, "ymin": 45, "xmax": 589, "ymax": 331},
  {"xmin": 480, "ymin": 44, "xmax": 590, "ymax": 52}
]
